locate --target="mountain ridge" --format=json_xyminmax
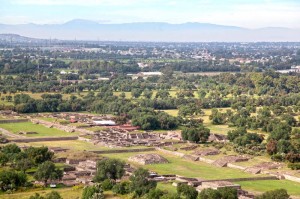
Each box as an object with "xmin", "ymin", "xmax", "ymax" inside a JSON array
[{"xmin": 0, "ymin": 19, "xmax": 299, "ymax": 42}]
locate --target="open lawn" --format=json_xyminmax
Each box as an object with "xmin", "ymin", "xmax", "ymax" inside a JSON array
[
  {"xmin": 238, "ymin": 180, "xmax": 300, "ymax": 197},
  {"xmin": 22, "ymin": 140, "xmax": 150, "ymax": 152},
  {"xmin": 0, "ymin": 122, "xmax": 78, "ymax": 137},
  {"xmin": 157, "ymin": 182, "xmax": 177, "ymax": 194},
  {"xmin": 102, "ymin": 151, "xmax": 262, "ymax": 179},
  {"xmin": 21, "ymin": 140, "xmax": 110, "ymax": 151},
  {"xmin": 0, "ymin": 100, "xmax": 13, "ymax": 106},
  {"xmin": 0, "ymin": 187, "xmax": 83, "ymax": 199}
]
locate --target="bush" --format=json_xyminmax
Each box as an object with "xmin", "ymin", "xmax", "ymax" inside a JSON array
[
  {"xmin": 177, "ymin": 183, "xmax": 198, "ymax": 199},
  {"xmin": 147, "ymin": 188, "xmax": 165, "ymax": 199},
  {"xmin": 0, "ymin": 170, "xmax": 27, "ymax": 191},
  {"xmin": 288, "ymin": 163, "xmax": 300, "ymax": 170},
  {"xmin": 271, "ymin": 154, "xmax": 284, "ymax": 162},
  {"xmin": 101, "ymin": 179, "xmax": 115, "ymax": 191},
  {"xmin": 112, "ymin": 181, "xmax": 131, "ymax": 195},
  {"xmin": 256, "ymin": 189, "xmax": 289, "ymax": 199},
  {"xmin": 82, "ymin": 184, "xmax": 104, "ymax": 199}
]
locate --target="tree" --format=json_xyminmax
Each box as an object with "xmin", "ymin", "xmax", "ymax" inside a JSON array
[
  {"xmin": 209, "ymin": 109, "xmax": 226, "ymax": 125},
  {"xmin": 82, "ymin": 184, "xmax": 104, "ymax": 199},
  {"xmin": 101, "ymin": 179, "xmax": 115, "ymax": 191},
  {"xmin": 147, "ymin": 188, "xmax": 165, "ymax": 199},
  {"xmin": 181, "ymin": 126, "xmax": 210, "ymax": 143},
  {"xmin": 112, "ymin": 181, "xmax": 131, "ymax": 195},
  {"xmin": 29, "ymin": 193, "xmax": 44, "ymax": 199},
  {"xmin": 1, "ymin": 143, "xmax": 21, "ymax": 155},
  {"xmin": 129, "ymin": 168, "xmax": 157, "ymax": 197},
  {"xmin": 143, "ymin": 89, "xmax": 153, "ymax": 99},
  {"xmin": 14, "ymin": 157, "xmax": 32, "ymax": 173},
  {"xmin": 177, "ymin": 183, "xmax": 198, "ymax": 199},
  {"xmin": 45, "ymin": 191, "xmax": 62, "ymax": 199},
  {"xmin": 25, "ymin": 146, "xmax": 54, "ymax": 165},
  {"xmin": 269, "ymin": 123, "xmax": 292, "ymax": 141},
  {"xmin": 266, "ymin": 139, "xmax": 277, "ymax": 155},
  {"xmin": 256, "ymin": 189, "xmax": 289, "ymax": 199},
  {"xmin": 34, "ymin": 161, "xmax": 63, "ymax": 186},
  {"xmin": 0, "ymin": 152, "xmax": 8, "ymax": 166},
  {"xmin": 131, "ymin": 88, "xmax": 143, "ymax": 99},
  {"xmin": 198, "ymin": 188, "xmax": 221, "ymax": 199},
  {"xmin": 0, "ymin": 170, "xmax": 27, "ymax": 191},
  {"xmin": 227, "ymin": 128, "xmax": 247, "ymax": 142},
  {"xmin": 93, "ymin": 158, "xmax": 125, "ymax": 182},
  {"xmin": 218, "ymin": 187, "xmax": 238, "ymax": 199}
]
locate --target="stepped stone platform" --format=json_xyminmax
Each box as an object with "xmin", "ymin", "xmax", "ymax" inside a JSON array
[{"xmin": 128, "ymin": 154, "xmax": 169, "ymax": 165}]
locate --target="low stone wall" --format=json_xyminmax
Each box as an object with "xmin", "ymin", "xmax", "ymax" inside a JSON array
[
  {"xmin": 91, "ymin": 147, "xmax": 156, "ymax": 154},
  {"xmin": 156, "ymin": 147, "xmax": 185, "ymax": 157},
  {"xmin": 10, "ymin": 136, "xmax": 78, "ymax": 143},
  {"xmin": 283, "ymin": 174, "xmax": 300, "ymax": 183},
  {"xmin": 227, "ymin": 163, "xmax": 247, "ymax": 170},
  {"xmin": 202, "ymin": 176, "xmax": 278, "ymax": 183},
  {"xmin": 0, "ymin": 119, "xmax": 29, "ymax": 123},
  {"xmin": 198, "ymin": 157, "xmax": 214, "ymax": 164}
]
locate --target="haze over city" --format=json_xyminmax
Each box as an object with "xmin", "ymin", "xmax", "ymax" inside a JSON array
[{"xmin": 0, "ymin": 0, "xmax": 300, "ymax": 41}]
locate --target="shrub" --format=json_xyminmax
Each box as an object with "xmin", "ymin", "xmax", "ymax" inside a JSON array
[
  {"xmin": 101, "ymin": 179, "xmax": 115, "ymax": 191},
  {"xmin": 271, "ymin": 154, "xmax": 284, "ymax": 162},
  {"xmin": 288, "ymin": 163, "xmax": 300, "ymax": 170},
  {"xmin": 112, "ymin": 181, "xmax": 131, "ymax": 195}
]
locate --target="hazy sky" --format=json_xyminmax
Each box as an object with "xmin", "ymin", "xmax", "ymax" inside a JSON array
[{"xmin": 1, "ymin": 0, "xmax": 300, "ymax": 28}]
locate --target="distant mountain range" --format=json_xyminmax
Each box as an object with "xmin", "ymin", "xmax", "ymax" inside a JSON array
[{"xmin": 0, "ymin": 19, "xmax": 299, "ymax": 42}]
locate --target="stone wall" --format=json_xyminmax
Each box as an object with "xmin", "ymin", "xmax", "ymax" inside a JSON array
[
  {"xmin": 283, "ymin": 174, "xmax": 300, "ymax": 183},
  {"xmin": 91, "ymin": 147, "xmax": 155, "ymax": 154},
  {"xmin": 0, "ymin": 119, "xmax": 29, "ymax": 123},
  {"xmin": 156, "ymin": 147, "xmax": 185, "ymax": 157},
  {"xmin": 227, "ymin": 163, "xmax": 247, "ymax": 170},
  {"xmin": 198, "ymin": 157, "xmax": 214, "ymax": 164},
  {"xmin": 10, "ymin": 136, "xmax": 78, "ymax": 143},
  {"xmin": 201, "ymin": 176, "xmax": 278, "ymax": 183}
]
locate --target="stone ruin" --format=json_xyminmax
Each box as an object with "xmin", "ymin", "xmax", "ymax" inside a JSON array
[
  {"xmin": 244, "ymin": 162, "xmax": 282, "ymax": 174},
  {"xmin": 128, "ymin": 154, "xmax": 169, "ymax": 165},
  {"xmin": 193, "ymin": 148, "xmax": 220, "ymax": 156},
  {"xmin": 197, "ymin": 180, "xmax": 241, "ymax": 191},
  {"xmin": 207, "ymin": 133, "xmax": 227, "ymax": 143},
  {"xmin": 182, "ymin": 154, "xmax": 200, "ymax": 161},
  {"xmin": 213, "ymin": 155, "xmax": 251, "ymax": 167},
  {"xmin": 88, "ymin": 128, "xmax": 173, "ymax": 148},
  {"xmin": 180, "ymin": 144, "xmax": 198, "ymax": 151},
  {"xmin": 159, "ymin": 131, "xmax": 182, "ymax": 140}
]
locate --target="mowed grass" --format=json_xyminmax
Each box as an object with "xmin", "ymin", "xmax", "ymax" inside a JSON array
[
  {"xmin": 102, "ymin": 152, "xmax": 261, "ymax": 180},
  {"xmin": 21, "ymin": 140, "xmax": 110, "ymax": 151},
  {"xmin": 157, "ymin": 182, "xmax": 177, "ymax": 194},
  {"xmin": 0, "ymin": 187, "xmax": 82, "ymax": 199},
  {"xmin": 238, "ymin": 180, "xmax": 300, "ymax": 196},
  {"xmin": 103, "ymin": 151, "xmax": 300, "ymax": 196},
  {"xmin": 0, "ymin": 122, "xmax": 78, "ymax": 137}
]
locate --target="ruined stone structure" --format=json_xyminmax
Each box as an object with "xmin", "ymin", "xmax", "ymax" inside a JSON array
[
  {"xmin": 128, "ymin": 154, "xmax": 169, "ymax": 165},
  {"xmin": 213, "ymin": 155, "xmax": 250, "ymax": 167},
  {"xmin": 194, "ymin": 148, "xmax": 220, "ymax": 156}
]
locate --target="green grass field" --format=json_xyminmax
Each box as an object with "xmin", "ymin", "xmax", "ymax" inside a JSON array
[
  {"xmin": 0, "ymin": 187, "xmax": 83, "ymax": 199},
  {"xmin": 0, "ymin": 122, "xmax": 78, "ymax": 137},
  {"xmin": 238, "ymin": 180, "xmax": 300, "ymax": 196},
  {"xmin": 102, "ymin": 151, "xmax": 261, "ymax": 179}
]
